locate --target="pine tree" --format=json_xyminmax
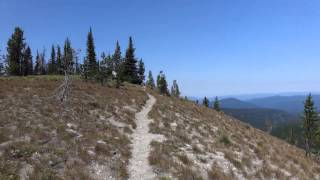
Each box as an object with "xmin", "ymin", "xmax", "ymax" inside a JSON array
[
  {"xmin": 112, "ymin": 41, "xmax": 122, "ymax": 73},
  {"xmin": 302, "ymin": 94, "xmax": 318, "ymax": 156},
  {"xmin": 40, "ymin": 49, "xmax": 46, "ymax": 75},
  {"xmin": 56, "ymin": 45, "xmax": 63, "ymax": 74},
  {"xmin": 48, "ymin": 45, "xmax": 56, "ymax": 74},
  {"xmin": 121, "ymin": 37, "xmax": 139, "ymax": 84},
  {"xmin": 146, "ymin": 71, "xmax": 155, "ymax": 89},
  {"xmin": 0, "ymin": 51, "xmax": 6, "ymax": 76},
  {"xmin": 203, "ymin": 97, "xmax": 209, "ymax": 107},
  {"xmin": 99, "ymin": 53, "xmax": 111, "ymax": 78},
  {"xmin": 157, "ymin": 71, "xmax": 169, "ymax": 95},
  {"xmin": 82, "ymin": 57, "xmax": 89, "ymax": 80},
  {"xmin": 0, "ymin": 63, "xmax": 4, "ymax": 76},
  {"xmin": 137, "ymin": 59, "xmax": 145, "ymax": 85},
  {"xmin": 63, "ymin": 38, "xmax": 73, "ymax": 73},
  {"xmin": 34, "ymin": 50, "xmax": 46, "ymax": 75},
  {"xmin": 7, "ymin": 27, "xmax": 25, "ymax": 75},
  {"xmin": 34, "ymin": 51, "xmax": 40, "ymax": 75},
  {"xmin": 213, "ymin": 96, "xmax": 221, "ymax": 111},
  {"xmin": 106, "ymin": 54, "xmax": 113, "ymax": 76},
  {"xmin": 86, "ymin": 28, "xmax": 97, "ymax": 77},
  {"xmin": 23, "ymin": 46, "xmax": 32, "ymax": 75},
  {"xmin": 171, "ymin": 80, "xmax": 181, "ymax": 98}
]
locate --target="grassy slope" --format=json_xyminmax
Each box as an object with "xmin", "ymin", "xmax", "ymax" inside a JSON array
[
  {"xmin": 0, "ymin": 76, "xmax": 148, "ymax": 179},
  {"xmin": 148, "ymin": 91, "xmax": 320, "ymax": 180},
  {"xmin": 0, "ymin": 76, "xmax": 319, "ymax": 180}
]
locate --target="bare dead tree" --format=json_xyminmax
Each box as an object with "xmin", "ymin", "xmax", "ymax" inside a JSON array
[{"xmin": 53, "ymin": 60, "xmax": 74, "ymax": 103}]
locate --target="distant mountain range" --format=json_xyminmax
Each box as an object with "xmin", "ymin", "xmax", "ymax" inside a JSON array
[
  {"xmin": 218, "ymin": 96, "xmax": 320, "ymax": 132},
  {"xmin": 189, "ymin": 95, "xmax": 320, "ymax": 133},
  {"xmin": 190, "ymin": 94, "xmax": 320, "ymax": 149},
  {"xmin": 220, "ymin": 98, "xmax": 259, "ymax": 109},
  {"xmin": 222, "ymin": 108, "xmax": 298, "ymax": 131},
  {"xmin": 247, "ymin": 95, "xmax": 320, "ymax": 115}
]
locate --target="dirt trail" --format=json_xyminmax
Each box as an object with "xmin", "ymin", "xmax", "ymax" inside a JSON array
[{"xmin": 128, "ymin": 94, "xmax": 165, "ymax": 180}]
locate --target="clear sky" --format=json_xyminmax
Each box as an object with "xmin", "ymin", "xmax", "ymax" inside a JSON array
[{"xmin": 1, "ymin": 0, "xmax": 320, "ymax": 97}]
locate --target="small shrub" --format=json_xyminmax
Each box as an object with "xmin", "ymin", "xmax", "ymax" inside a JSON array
[
  {"xmin": 207, "ymin": 163, "xmax": 231, "ymax": 180},
  {"xmin": 177, "ymin": 154, "xmax": 191, "ymax": 165},
  {"xmin": 220, "ymin": 135, "xmax": 231, "ymax": 145}
]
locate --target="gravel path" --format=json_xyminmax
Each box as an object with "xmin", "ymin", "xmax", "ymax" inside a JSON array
[{"xmin": 128, "ymin": 94, "xmax": 165, "ymax": 180}]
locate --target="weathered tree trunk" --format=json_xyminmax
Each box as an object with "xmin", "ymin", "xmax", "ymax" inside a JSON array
[{"xmin": 305, "ymin": 139, "xmax": 310, "ymax": 157}]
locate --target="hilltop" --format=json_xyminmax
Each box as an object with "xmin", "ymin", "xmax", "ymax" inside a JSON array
[
  {"xmin": 0, "ymin": 77, "xmax": 319, "ymax": 179},
  {"xmin": 220, "ymin": 98, "xmax": 259, "ymax": 109},
  {"xmin": 247, "ymin": 95, "xmax": 320, "ymax": 115}
]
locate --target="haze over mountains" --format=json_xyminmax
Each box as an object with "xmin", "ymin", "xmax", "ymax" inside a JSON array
[
  {"xmin": 214, "ymin": 93, "xmax": 320, "ymax": 115},
  {"xmin": 247, "ymin": 95, "xmax": 320, "ymax": 115},
  {"xmin": 193, "ymin": 94, "xmax": 320, "ymax": 134}
]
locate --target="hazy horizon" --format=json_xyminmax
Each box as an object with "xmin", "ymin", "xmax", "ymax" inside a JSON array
[{"xmin": 1, "ymin": 0, "xmax": 320, "ymax": 96}]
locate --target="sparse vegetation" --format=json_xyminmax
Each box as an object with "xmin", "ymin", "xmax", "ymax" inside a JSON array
[{"xmin": 0, "ymin": 77, "xmax": 147, "ymax": 179}]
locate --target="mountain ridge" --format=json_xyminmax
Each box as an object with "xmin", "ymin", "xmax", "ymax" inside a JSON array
[{"xmin": 0, "ymin": 77, "xmax": 319, "ymax": 179}]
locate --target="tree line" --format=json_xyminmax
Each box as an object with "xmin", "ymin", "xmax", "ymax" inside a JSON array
[{"xmin": 0, "ymin": 27, "xmax": 183, "ymax": 97}]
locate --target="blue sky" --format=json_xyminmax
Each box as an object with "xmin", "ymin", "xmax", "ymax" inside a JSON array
[{"xmin": 1, "ymin": 0, "xmax": 320, "ymax": 97}]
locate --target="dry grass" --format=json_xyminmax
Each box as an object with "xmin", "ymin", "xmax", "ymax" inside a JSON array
[
  {"xmin": 1, "ymin": 76, "xmax": 319, "ymax": 179},
  {"xmin": 0, "ymin": 76, "xmax": 147, "ymax": 179},
  {"xmin": 147, "ymin": 89, "xmax": 320, "ymax": 179}
]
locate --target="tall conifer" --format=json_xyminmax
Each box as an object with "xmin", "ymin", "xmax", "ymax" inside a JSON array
[
  {"xmin": 203, "ymin": 97, "xmax": 209, "ymax": 107},
  {"xmin": 86, "ymin": 28, "xmax": 97, "ymax": 76},
  {"xmin": 56, "ymin": 45, "xmax": 62, "ymax": 74},
  {"xmin": 48, "ymin": 45, "xmax": 56, "ymax": 74},
  {"xmin": 157, "ymin": 71, "xmax": 169, "ymax": 95},
  {"xmin": 7, "ymin": 27, "xmax": 25, "ymax": 75},
  {"xmin": 23, "ymin": 46, "xmax": 32, "ymax": 75},
  {"xmin": 302, "ymin": 94, "xmax": 318, "ymax": 156},
  {"xmin": 137, "ymin": 59, "xmax": 145, "ymax": 85},
  {"xmin": 213, "ymin": 96, "xmax": 221, "ymax": 111},
  {"xmin": 63, "ymin": 38, "xmax": 73, "ymax": 72},
  {"xmin": 112, "ymin": 41, "xmax": 122, "ymax": 73},
  {"xmin": 146, "ymin": 71, "xmax": 155, "ymax": 89},
  {"xmin": 121, "ymin": 37, "xmax": 139, "ymax": 84}
]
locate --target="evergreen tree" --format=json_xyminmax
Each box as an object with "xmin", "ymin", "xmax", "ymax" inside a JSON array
[
  {"xmin": 157, "ymin": 71, "xmax": 169, "ymax": 95},
  {"xmin": 171, "ymin": 80, "xmax": 180, "ymax": 98},
  {"xmin": 63, "ymin": 38, "xmax": 73, "ymax": 73},
  {"xmin": 302, "ymin": 94, "xmax": 318, "ymax": 156},
  {"xmin": 34, "ymin": 50, "xmax": 46, "ymax": 75},
  {"xmin": 34, "ymin": 51, "xmax": 40, "ymax": 75},
  {"xmin": 203, "ymin": 97, "xmax": 209, "ymax": 107},
  {"xmin": 121, "ymin": 37, "xmax": 139, "ymax": 84},
  {"xmin": 56, "ymin": 45, "xmax": 63, "ymax": 74},
  {"xmin": 40, "ymin": 50, "xmax": 46, "ymax": 75},
  {"xmin": 48, "ymin": 45, "xmax": 56, "ymax": 74},
  {"xmin": 0, "ymin": 51, "xmax": 6, "ymax": 76},
  {"xmin": 86, "ymin": 28, "xmax": 97, "ymax": 76},
  {"xmin": 23, "ymin": 46, "xmax": 32, "ymax": 75},
  {"xmin": 137, "ymin": 59, "xmax": 145, "ymax": 85},
  {"xmin": 82, "ymin": 57, "xmax": 89, "ymax": 80},
  {"xmin": 107, "ymin": 54, "xmax": 113, "ymax": 75},
  {"xmin": 6, "ymin": 27, "xmax": 25, "ymax": 75},
  {"xmin": 213, "ymin": 96, "xmax": 221, "ymax": 112},
  {"xmin": 0, "ymin": 63, "xmax": 4, "ymax": 76},
  {"xmin": 112, "ymin": 41, "xmax": 122, "ymax": 73},
  {"xmin": 146, "ymin": 70, "xmax": 155, "ymax": 89}
]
